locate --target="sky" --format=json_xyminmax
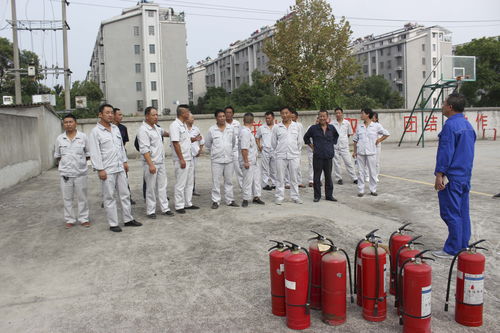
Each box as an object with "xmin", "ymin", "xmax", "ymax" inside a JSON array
[{"xmin": 0, "ymin": 0, "xmax": 499, "ymax": 88}]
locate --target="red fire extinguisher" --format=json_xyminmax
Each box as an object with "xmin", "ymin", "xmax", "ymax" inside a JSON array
[
  {"xmin": 398, "ymin": 250, "xmax": 434, "ymax": 333},
  {"xmin": 268, "ymin": 240, "xmax": 290, "ymax": 316},
  {"xmin": 321, "ymin": 244, "xmax": 354, "ymax": 326},
  {"xmin": 354, "ymin": 229, "xmax": 380, "ymax": 307},
  {"xmin": 388, "ymin": 223, "xmax": 413, "ymax": 295},
  {"xmin": 445, "ymin": 239, "xmax": 487, "ymax": 327},
  {"xmin": 308, "ymin": 230, "xmax": 333, "ymax": 310},
  {"xmin": 283, "ymin": 241, "xmax": 311, "ymax": 330},
  {"xmin": 361, "ymin": 241, "xmax": 387, "ymax": 322},
  {"xmin": 394, "ymin": 235, "xmax": 424, "ymax": 309}
]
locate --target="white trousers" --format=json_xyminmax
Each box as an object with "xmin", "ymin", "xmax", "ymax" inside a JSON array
[
  {"xmin": 174, "ymin": 160, "xmax": 194, "ymax": 210},
  {"xmin": 233, "ymin": 151, "xmax": 243, "ymax": 189},
  {"xmin": 276, "ymin": 158, "xmax": 300, "ymax": 201},
  {"xmin": 364, "ymin": 145, "xmax": 382, "ymax": 180},
  {"xmin": 211, "ymin": 161, "xmax": 235, "ymax": 204},
  {"xmin": 144, "ymin": 163, "xmax": 170, "ymax": 215},
  {"xmin": 260, "ymin": 150, "xmax": 277, "ymax": 187},
  {"xmin": 241, "ymin": 162, "xmax": 262, "ymax": 200},
  {"xmin": 307, "ymin": 148, "xmax": 314, "ymax": 183},
  {"xmin": 101, "ymin": 171, "xmax": 133, "ymax": 227},
  {"xmin": 60, "ymin": 175, "xmax": 89, "ymax": 223},
  {"xmin": 333, "ymin": 146, "xmax": 357, "ymax": 181},
  {"xmin": 357, "ymin": 154, "xmax": 377, "ymax": 194}
]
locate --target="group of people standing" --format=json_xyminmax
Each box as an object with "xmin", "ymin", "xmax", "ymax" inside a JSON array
[{"xmin": 54, "ymin": 104, "xmax": 390, "ymax": 232}]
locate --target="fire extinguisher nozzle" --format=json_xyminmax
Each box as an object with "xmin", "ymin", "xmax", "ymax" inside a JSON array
[
  {"xmin": 444, "ymin": 303, "xmax": 449, "ymax": 312},
  {"xmin": 399, "ymin": 316, "xmax": 403, "ymax": 325}
]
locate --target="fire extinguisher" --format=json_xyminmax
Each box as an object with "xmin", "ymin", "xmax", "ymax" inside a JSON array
[
  {"xmin": 308, "ymin": 230, "xmax": 333, "ymax": 310},
  {"xmin": 388, "ymin": 223, "xmax": 413, "ymax": 295},
  {"xmin": 445, "ymin": 239, "xmax": 487, "ymax": 327},
  {"xmin": 361, "ymin": 241, "xmax": 387, "ymax": 322},
  {"xmin": 268, "ymin": 240, "xmax": 290, "ymax": 316},
  {"xmin": 398, "ymin": 250, "xmax": 435, "ymax": 333},
  {"xmin": 321, "ymin": 243, "xmax": 354, "ymax": 326},
  {"xmin": 283, "ymin": 241, "xmax": 311, "ymax": 330},
  {"xmin": 394, "ymin": 235, "xmax": 424, "ymax": 309},
  {"xmin": 354, "ymin": 229, "xmax": 380, "ymax": 307}
]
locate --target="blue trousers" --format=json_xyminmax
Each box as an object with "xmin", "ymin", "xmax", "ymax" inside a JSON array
[{"xmin": 438, "ymin": 178, "xmax": 471, "ymax": 255}]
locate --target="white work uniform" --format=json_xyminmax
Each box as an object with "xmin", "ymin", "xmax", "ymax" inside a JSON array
[
  {"xmin": 228, "ymin": 119, "xmax": 243, "ymax": 189},
  {"xmin": 137, "ymin": 121, "xmax": 171, "ymax": 215},
  {"xmin": 271, "ymin": 121, "xmax": 303, "ymax": 202},
  {"xmin": 332, "ymin": 119, "xmax": 357, "ymax": 182},
  {"xmin": 170, "ymin": 118, "xmax": 194, "ymax": 210},
  {"xmin": 285, "ymin": 121, "xmax": 304, "ymax": 186},
  {"xmin": 239, "ymin": 126, "xmax": 261, "ymax": 200},
  {"xmin": 353, "ymin": 122, "xmax": 390, "ymax": 194},
  {"xmin": 205, "ymin": 124, "xmax": 236, "ymax": 205},
  {"xmin": 89, "ymin": 123, "xmax": 133, "ymax": 227},
  {"xmin": 256, "ymin": 124, "xmax": 277, "ymax": 187},
  {"xmin": 305, "ymin": 125, "xmax": 314, "ymax": 183},
  {"xmin": 188, "ymin": 125, "xmax": 205, "ymax": 192},
  {"xmin": 54, "ymin": 131, "xmax": 90, "ymax": 224}
]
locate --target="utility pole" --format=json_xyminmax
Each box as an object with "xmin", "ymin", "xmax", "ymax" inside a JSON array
[
  {"xmin": 61, "ymin": 0, "xmax": 71, "ymax": 110},
  {"xmin": 10, "ymin": 0, "xmax": 22, "ymax": 104}
]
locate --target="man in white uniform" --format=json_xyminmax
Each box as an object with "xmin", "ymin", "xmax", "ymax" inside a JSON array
[
  {"xmin": 137, "ymin": 106, "xmax": 174, "ymax": 219},
  {"xmin": 352, "ymin": 108, "xmax": 390, "ymax": 197},
  {"xmin": 239, "ymin": 112, "xmax": 265, "ymax": 207},
  {"xmin": 54, "ymin": 114, "xmax": 90, "ymax": 229},
  {"xmin": 89, "ymin": 104, "xmax": 142, "ymax": 232},
  {"xmin": 271, "ymin": 107, "xmax": 303, "ymax": 205},
  {"xmin": 170, "ymin": 105, "xmax": 199, "ymax": 214},
  {"xmin": 332, "ymin": 107, "xmax": 358, "ymax": 185},
  {"xmin": 255, "ymin": 111, "xmax": 276, "ymax": 191},
  {"xmin": 205, "ymin": 110, "xmax": 239, "ymax": 209},
  {"xmin": 186, "ymin": 113, "xmax": 204, "ymax": 196},
  {"xmin": 290, "ymin": 110, "xmax": 306, "ymax": 188},
  {"xmin": 225, "ymin": 106, "xmax": 243, "ymax": 189}
]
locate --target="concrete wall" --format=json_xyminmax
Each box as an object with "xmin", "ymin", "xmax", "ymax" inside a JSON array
[
  {"xmin": 0, "ymin": 104, "xmax": 62, "ymax": 192},
  {"xmin": 77, "ymin": 107, "xmax": 500, "ymax": 158}
]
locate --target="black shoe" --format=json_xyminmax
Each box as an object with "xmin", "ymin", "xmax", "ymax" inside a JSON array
[
  {"xmin": 147, "ymin": 213, "xmax": 157, "ymax": 219},
  {"xmin": 263, "ymin": 185, "xmax": 273, "ymax": 191},
  {"xmin": 313, "ymin": 198, "xmax": 320, "ymax": 202},
  {"xmin": 192, "ymin": 192, "xmax": 201, "ymax": 197},
  {"xmin": 176, "ymin": 209, "xmax": 186, "ymax": 214},
  {"xmin": 185, "ymin": 205, "xmax": 200, "ymax": 210},
  {"xmin": 227, "ymin": 201, "xmax": 239, "ymax": 207},
  {"xmin": 326, "ymin": 197, "xmax": 338, "ymax": 202},
  {"xmin": 124, "ymin": 220, "xmax": 142, "ymax": 227},
  {"xmin": 357, "ymin": 193, "xmax": 364, "ymax": 197},
  {"xmin": 337, "ymin": 179, "xmax": 343, "ymax": 185},
  {"xmin": 493, "ymin": 193, "xmax": 500, "ymax": 198},
  {"xmin": 161, "ymin": 211, "xmax": 175, "ymax": 216},
  {"xmin": 130, "ymin": 198, "xmax": 136, "ymax": 205},
  {"xmin": 211, "ymin": 202, "xmax": 219, "ymax": 209},
  {"xmin": 271, "ymin": 186, "xmax": 276, "ymax": 190},
  {"xmin": 253, "ymin": 198, "xmax": 265, "ymax": 205},
  {"xmin": 353, "ymin": 180, "xmax": 358, "ymax": 184},
  {"xmin": 242, "ymin": 200, "xmax": 249, "ymax": 207},
  {"xmin": 370, "ymin": 192, "xmax": 378, "ymax": 196},
  {"xmin": 109, "ymin": 226, "xmax": 122, "ymax": 232}
]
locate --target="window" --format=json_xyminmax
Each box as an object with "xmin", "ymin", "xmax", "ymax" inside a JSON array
[
  {"xmin": 389, "ymin": 73, "xmax": 392, "ymax": 80},
  {"xmin": 371, "ymin": 56, "xmax": 376, "ymax": 64},
  {"xmin": 363, "ymin": 65, "xmax": 368, "ymax": 73},
  {"xmin": 372, "ymin": 69, "xmax": 376, "ymax": 76},
  {"xmin": 257, "ymin": 57, "xmax": 261, "ymax": 66},
  {"xmin": 151, "ymin": 81, "xmax": 157, "ymax": 91},
  {"xmin": 433, "ymin": 71, "xmax": 436, "ymax": 78},
  {"xmin": 422, "ymin": 57, "xmax": 426, "ymax": 65},
  {"xmin": 148, "ymin": 26, "xmax": 154, "ymax": 36},
  {"xmin": 135, "ymin": 63, "xmax": 141, "ymax": 73},
  {"xmin": 397, "ymin": 44, "xmax": 402, "ymax": 52},
  {"xmin": 137, "ymin": 100, "xmax": 144, "ymax": 111},
  {"xmin": 149, "ymin": 44, "xmax": 155, "ymax": 54},
  {"xmin": 397, "ymin": 71, "xmax": 402, "ymax": 79},
  {"xmin": 432, "ymin": 32, "xmax": 437, "ymax": 38},
  {"xmin": 136, "ymin": 82, "xmax": 142, "ymax": 92},
  {"xmin": 432, "ymin": 44, "xmax": 436, "ymax": 52},
  {"xmin": 398, "ymin": 85, "xmax": 403, "ymax": 92},
  {"xmin": 379, "ymin": 42, "xmax": 383, "ymax": 46},
  {"xmin": 422, "ymin": 44, "xmax": 425, "ymax": 51},
  {"xmin": 422, "ymin": 71, "xmax": 426, "ymax": 78},
  {"xmin": 134, "ymin": 45, "xmax": 140, "ymax": 55},
  {"xmin": 433, "ymin": 98, "xmax": 437, "ymax": 105},
  {"xmin": 387, "ymin": 47, "xmax": 391, "ymax": 56},
  {"xmin": 432, "ymin": 57, "xmax": 437, "ymax": 66},
  {"xmin": 379, "ymin": 61, "xmax": 384, "ymax": 69},
  {"xmin": 150, "ymin": 62, "xmax": 156, "ymax": 73},
  {"xmin": 396, "ymin": 57, "xmax": 402, "ymax": 66},
  {"xmin": 387, "ymin": 60, "xmax": 392, "ymax": 69},
  {"xmin": 147, "ymin": 10, "xmax": 155, "ymax": 17},
  {"xmin": 379, "ymin": 49, "xmax": 384, "ymax": 56},
  {"xmin": 133, "ymin": 26, "xmax": 139, "ymax": 36},
  {"xmin": 151, "ymin": 99, "xmax": 158, "ymax": 108}
]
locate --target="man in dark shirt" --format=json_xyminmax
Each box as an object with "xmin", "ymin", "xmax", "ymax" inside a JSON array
[
  {"xmin": 304, "ymin": 110, "xmax": 339, "ymax": 202},
  {"xmin": 433, "ymin": 93, "xmax": 476, "ymax": 259},
  {"xmin": 113, "ymin": 107, "xmax": 136, "ymax": 205}
]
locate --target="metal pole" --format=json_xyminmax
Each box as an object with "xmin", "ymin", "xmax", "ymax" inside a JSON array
[
  {"xmin": 10, "ymin": 0, "xmax": 22, "ymax": 103},
  {"xmin": 62, "ymin": 0, "xmax": 71, "ymax": 110}
]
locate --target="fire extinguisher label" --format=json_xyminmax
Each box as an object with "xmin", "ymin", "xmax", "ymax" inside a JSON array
[
  {"xmin": 285, "ymin": 279, "xmax": 296, "ymax": 290},
  {"xmin": 280, "ymin": 264, "xmax": 284, "ymax": 274},
  {"xmin": 421, "ymin": 286, "xmax": 432, "ymax": 317},
  {"xmin": 383, "ymin": 264, "xmax": 387, "ymax": 293},
  {"xmin": 463, "ymin": 273, "xmax": 484, "ymax": 305}
]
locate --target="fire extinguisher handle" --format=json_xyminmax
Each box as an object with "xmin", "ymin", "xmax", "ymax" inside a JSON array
[
  {"xmin": 325, "ymin": 237, "xmax": 335, "ymax": 246},
  {"xmin": 415, "ymin": 249, "xmax": 431, "ymax": 258},
  {"xmin": 398, "ymin": 222, "xmax": 412, "ymax": 232},
  {"xmin": 468, "ymin": 239, "xmax": 486, "ymax": 248},
  {"xmin": 307, "ymin": 230, "xmax": 325, "ymax": 241},
  {"xmin": 420, "ymin": 257, "xmax": 435, "ymax": 262},
  {"xmin": 283, "ymin": 240, "xmax": 301, "ymax": 251},
  {"xmin": 409, "ymin": 235, "xmax": 422, "ymax": 243},
  {"xmin": 365, "ymin": 228, "xmax": 379, "ymax": 239},
  {"xmin": 268, "ymin": 240, "xmax": 285, "ymax": 252},
  {"xmin": 474, "ymin": 246, "xmax": 488, "ymax": 251}
]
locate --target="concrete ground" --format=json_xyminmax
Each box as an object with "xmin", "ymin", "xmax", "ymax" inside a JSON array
[{"xmin": 0, "ymin": 141, "xmax": 499, "ymax": 333}]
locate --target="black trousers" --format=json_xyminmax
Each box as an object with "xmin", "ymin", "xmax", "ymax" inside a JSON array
[{"xmin": 313, "ymin": 157, "xmax": 334, "ymax": 199}]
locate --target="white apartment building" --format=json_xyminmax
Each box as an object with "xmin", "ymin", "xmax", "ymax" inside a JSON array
[
  {"xmin": 89, "ymin": 2, "xmax": 188, "ymax": 115},
  {"xmin": 187, "ymin": 61, "xmax": 208, "ymax": 103}
]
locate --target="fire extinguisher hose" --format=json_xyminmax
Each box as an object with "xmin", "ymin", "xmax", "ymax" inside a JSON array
[
  {"xmin": 339, "ymin": 248, "xmax": 355, "ymax": 303},
  {"xmin": 374, "ymin": 243, "xmax": 380, "ymax": 316},
  {"xmin": 353, "ymin": 238, "xmax": 364, "ymax": 294},
  {"xmin": 304, "ymin": 248, "xmax": 312, "ymax": 315}
]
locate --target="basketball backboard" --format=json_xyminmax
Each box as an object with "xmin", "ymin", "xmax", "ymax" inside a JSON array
[{"xmin": 441, "ymin": 55, "xmax": 476, "ymax": 81}]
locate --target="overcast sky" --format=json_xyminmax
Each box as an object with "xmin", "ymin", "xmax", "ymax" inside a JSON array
[{"xmin": 1, "ymin": 0, "xmax": 499, "ymax": 87}]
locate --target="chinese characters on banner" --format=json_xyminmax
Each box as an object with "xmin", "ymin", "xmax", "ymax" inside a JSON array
[
  {"xmin": 424, "ymin": 116, "xmax": 438, "ymax": 132},
  {"xmin": 403, "ymin": 116, "xmax": 418, "ymax": 133},
  {"xmin": 252, "ymin": 120, "xmax": 262, "ymax": 136},
  {"xmin": 345, "ymin": 118, "xmax": 358, "ymax": 133}
]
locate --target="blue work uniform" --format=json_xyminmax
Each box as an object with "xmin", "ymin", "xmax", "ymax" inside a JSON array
[{"xmin": 435, "ymin": 113, "xmax": 476, "ymax": 255}]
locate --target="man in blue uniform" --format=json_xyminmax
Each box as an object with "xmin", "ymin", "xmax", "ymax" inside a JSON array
[{"xmin": 433, "ymin": 93, "xmax": 476, "ymax": 259}]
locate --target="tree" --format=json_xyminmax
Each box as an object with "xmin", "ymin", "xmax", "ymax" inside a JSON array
[
  {"xmin": 58, "ymin": 80, "xmax": 104, "ymax": 118},
  {"xmin": 455, "ymin": 37, "xmax": 500, "ymax": 107},
  {"xmin": 264, "ymin": 0, "xmax": 360, "ymax": 109}
]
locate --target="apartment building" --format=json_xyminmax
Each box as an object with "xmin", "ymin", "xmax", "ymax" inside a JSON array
[{"xmin": 187, "ymin": 60, "xmax": 208, "ymax": 103}]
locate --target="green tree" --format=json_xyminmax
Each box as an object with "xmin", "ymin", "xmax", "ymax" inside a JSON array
[
  {"xmin": 344, "ymin": 75, "xmax": 404, "ymax": 109},
  {"xmin": 59, "ymin": 80, "xmax": 104, "ymax": 118},
  {"xmin": 455, "ymin": 37, "xmax": 500, "ymax": 107},
  {"xmin": 264, "ymin": 0, "xmax": 360, "ymax": 109}
]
